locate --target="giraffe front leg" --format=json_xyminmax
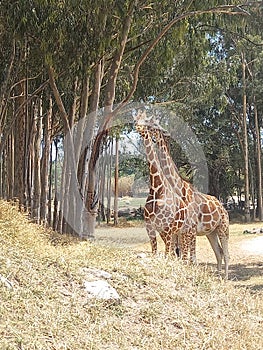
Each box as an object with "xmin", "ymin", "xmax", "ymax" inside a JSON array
[
  {"xmin": 145, "ymin": 223, "xmax": 157, "ymax": 254},
  {"xmin": 170, "ymin": 233, "xmax": 180, "ymax": 257},
  {"xmin": 181, "ymin": 233, "xmax": 189, "ymax": 261},
  {"xmin": 159, "ymin": 231, "xmax": 171, "ymax": 256},
  {"xmin": 180, "ymin": 231, "xmax": 196, "ymax": 264}
]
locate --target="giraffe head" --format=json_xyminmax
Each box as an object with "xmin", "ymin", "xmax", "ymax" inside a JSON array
[{"xmin": 134, "ymin": 110, "xmax": 169, "ymax": 139}]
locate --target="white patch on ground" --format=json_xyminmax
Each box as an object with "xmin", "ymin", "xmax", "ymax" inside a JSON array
[
  {"xmin": 241, "ymin": 236, "xmax": 263, "ymax": 255},
  {"xmin": 84, "ymin": 280, "xmax": 120, "ymax": 300}
]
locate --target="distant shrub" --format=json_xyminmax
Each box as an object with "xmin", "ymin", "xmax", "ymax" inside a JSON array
[{"xmin": 112, "ymin": 175, "xmax": 135, "ymax": 197}]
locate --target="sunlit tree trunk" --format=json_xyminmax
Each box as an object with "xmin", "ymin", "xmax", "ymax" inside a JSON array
[
  {"xmin": 40, "ymin": 95, "xmax": 52, "ymax": 225},
  {"xmin": 113, "ymin": 137, "xmax": 119, "ymax": 226},
  {"xmin": 48, "ymin": 143, "xmax": 53, "ymax": 226},
  {"xmin": 106, "ymin": 140, "xmax": 113, "ymax": 224},
  {"xmin": 98, "ymin": 148, "xmax": 107, "ymax": 224},
  {"xmin": 32, "ymin": 100, "xmax": 42, "ymax": 223},
  {"xmin": 254, "ymin": 97, "xmax": 263, "ymax": 220},
  {"xmin": 8, "ymin": 133, "xmax": 15, "ymax": 199},
  {"xmin": 53, "ymin": 138, "xmax": 59, "ymax": 231}
]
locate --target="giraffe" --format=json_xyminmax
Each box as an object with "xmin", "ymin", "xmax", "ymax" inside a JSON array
[
  {"xmin": 135, "ymin": 111, "xmax": 187, "ymax": 257},
  {"xmin": 135, "ymin": 110, "xmax": 230, "ymax": 279}
]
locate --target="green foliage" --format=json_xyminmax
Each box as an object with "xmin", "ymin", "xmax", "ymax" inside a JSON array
[{"xmin": 119, "ymin": 156, "xmax": 148, "ymax": 179}]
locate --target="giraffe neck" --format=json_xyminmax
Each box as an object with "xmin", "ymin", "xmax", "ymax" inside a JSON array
[
  {"xmin": 154, "ymin": 128, "xmax": 186, "ymax": 195},
  {"xmin": 140, "ymin": 129, "xmax": 169, "ymax": 194}
]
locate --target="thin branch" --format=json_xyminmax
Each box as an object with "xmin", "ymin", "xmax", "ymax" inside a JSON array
[
  {"xmin": 47, "ymin": 66, "xmax": 71, "ymax": 133},
  {"xmin": 9, "ymin": 73, "xmax": 42, "ymax": 93},
  {"xmin": 121, "ymin": 4, "xmax": 250, "ymax": 106},
  {"xmin": 0, "ymin": 79, "xmax": 50, "ymax": 154},
  {"xmin": 197, "ymin": 23, "xmax": 263, "ymax": 46}
]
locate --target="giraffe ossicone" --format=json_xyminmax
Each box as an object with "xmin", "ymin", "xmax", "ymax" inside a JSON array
[{"xmin": 135, "ymin": 110, "xmax": 230, "ymax": 279}]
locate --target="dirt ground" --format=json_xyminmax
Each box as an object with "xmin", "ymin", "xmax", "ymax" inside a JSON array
[
  {"xmin": 197, "ymin": 233, "xmax": 263, "ymax": 291},
  {"xmin": 95, "ymin": 223, "xmax": 263, "ymax": 292}
]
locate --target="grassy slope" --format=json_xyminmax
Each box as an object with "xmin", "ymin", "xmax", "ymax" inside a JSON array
[{"xmin": 0, "ymin": 201, "xmax": 262, "ymax": 350}]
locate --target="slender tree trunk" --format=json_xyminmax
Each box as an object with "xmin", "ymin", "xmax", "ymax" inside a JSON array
[
  {"xmin": 23, "ymin": 71, "xmax": 30, "ymax": 211},
  {"xmin": 97, "ymin": 147, "xmax": 107, "ymax": 225},
  {"xmin": 32, "ymin": 102, "xmax": 42, "ymax": 223},
  {"xmin": 8, "ymin": 133, "xmax": 14, "ymax": 199},
  {"xmin": 25, "ymin": 101, "xmax": 33, "ymax": 211},
  {"xmin": 57, "ymin": 146, "xmax": 66, "ymax": 233},
  {"xmin": 40, "ymin": 95, "xmax": 52, "ymax": 225},
  {"xmin": 99, "ymin": 155, "xmax": 107, "ymax": 223},
  {"xmin": 253, "ymin": 97, "xmax": 263, "ymax": 220},
  {"xmin": 241, "ymin": 53, "xmax": 250, "ymax": 222},
  {"xmin": 249, "ymin": 160, "xmax": 256, "ymax": 220},
  {"xmin": 13, "ymin": 81, "xmax": 26, "ymax": 208},
  {"xmin": 53, "ymin": 138, "xmax": 59, "ymax": 231},
  {"xmin": 106, "ymin": 140, "xmax": 113, "ymax": 224},
  {"xmin": 48, "ymin": 143, "xmax": 53, "ymax": 226},
  {"xmin": 113, "ymin": 137, "xmax": 119, "ymax": 226}
]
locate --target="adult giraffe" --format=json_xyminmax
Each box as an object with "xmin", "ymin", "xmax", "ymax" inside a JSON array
[{"xmin": 135, "ymin": 110, "xmax": 230, "ymax": 279}]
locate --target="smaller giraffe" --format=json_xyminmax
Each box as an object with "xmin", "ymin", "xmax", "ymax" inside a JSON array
[{"xmin": 135, "ymin": 111, "xmax": 230, "ymax": 279}]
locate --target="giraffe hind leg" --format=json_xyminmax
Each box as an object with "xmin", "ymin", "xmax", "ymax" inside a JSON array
[
  {"xmin": 217, "ymin": 228, "xmax": 230, "ymax": 280},
  {"xmin": 206, "ymin": 231, "xmax": 224, "ymax": 276},
  {"xmin": 189, "ymin": 232, "xmax": 197, "ymax": 264}
]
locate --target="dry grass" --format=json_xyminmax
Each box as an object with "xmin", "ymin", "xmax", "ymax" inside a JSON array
[{"xmin": 0, "ymin": 200, "xmax": 263, "ymax": 350}]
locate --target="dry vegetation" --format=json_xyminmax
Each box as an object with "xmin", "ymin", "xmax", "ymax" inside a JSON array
[{"xmin": 0, "ymin": 200, "xmax": 263, "ymax": 350}]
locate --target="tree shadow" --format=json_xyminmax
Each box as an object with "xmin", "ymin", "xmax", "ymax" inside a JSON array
[
  {"xmin": 228, "ymin": 261, "xmax": 263, "ymax": 292},
  {"xmin": 228, "ymin": 261, "xmax": 262, "ymax": 280},
  {"xmin": 199, "ymin": 260, "xmax": 263, "ymax": 292}
]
